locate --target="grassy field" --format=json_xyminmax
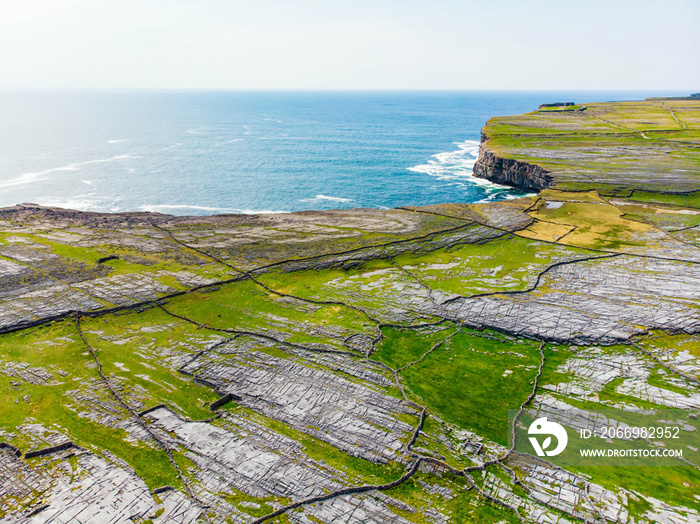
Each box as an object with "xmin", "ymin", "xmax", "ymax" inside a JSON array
[{"xmin": 375, "ymin": 327, "xmax": 543, "ymax": 445}]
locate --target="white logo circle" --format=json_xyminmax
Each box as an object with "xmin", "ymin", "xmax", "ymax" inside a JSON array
[{"xmin": 527, "ymin": 417, "xmax": 568, "ymax": 457}]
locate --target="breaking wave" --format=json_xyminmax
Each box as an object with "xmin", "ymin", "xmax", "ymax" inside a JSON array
[
  {"xmin": 138, "ymin": 204, "xmax": 288, "ymax": 215},
  {"xmin": 408, "ymin": 140, "xmax": 531, "ymax": 201},
  {"xmin": 0, "ymin": 155, "xmax": 134, "ymax": 190},
  {"xmin": 33, "ymin": 194, "xmax": 122, "ymax": 213},
  {"xmin": 300, "ymin": 194, "xmax": 352, "ymax": 204}
]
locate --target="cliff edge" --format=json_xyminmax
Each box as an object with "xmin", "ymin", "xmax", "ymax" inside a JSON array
[{"xmin": 472, "ymin": 136, "xmax": 553, "ymax": 191}]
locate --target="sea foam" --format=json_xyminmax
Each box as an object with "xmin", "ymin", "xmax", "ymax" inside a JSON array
[
  {"xmin": 408, "ymin": 140, "xmax": 522, "ymax": 197},
  {"xmin": 138, "ymin": 204, "xmax": 288, "ymax": 215},
  {"xmin": 300, "ymin": 195, "xmax": 352, "ymax": 203},
  {"xmin": 407, "ymin": 140, "xmax": 480, "ymax": 180},
  {"xmin": 34, "ymin": 193, "xmax": 120, "ymax": 212},
  {"xmin": 0, "ymin": 155, "xmax": 133, "ymax": 190}
]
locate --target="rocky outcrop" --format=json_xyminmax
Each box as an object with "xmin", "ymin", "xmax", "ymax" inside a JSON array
[{"xmin": 473, "ymin": 137, "xmax": 553, "ymax": 191}]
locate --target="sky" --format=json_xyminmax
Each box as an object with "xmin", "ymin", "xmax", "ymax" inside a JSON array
[{"xmin": 0, "ymin": 0, "xmax": 698, "ymax": 90}]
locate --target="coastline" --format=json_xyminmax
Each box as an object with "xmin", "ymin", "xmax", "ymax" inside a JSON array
[{"xmin": 1, "ymin": 99, "xmax": 700, "ymax": 524}]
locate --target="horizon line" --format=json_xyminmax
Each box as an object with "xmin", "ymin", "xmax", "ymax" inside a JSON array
[{"xmin": 0, "ymin": 87, "xmax": 694, "ymax": 94}]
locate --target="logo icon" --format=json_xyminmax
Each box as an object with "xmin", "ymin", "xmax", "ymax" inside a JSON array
[{"xmin": 528, "ymin": 417, "xmax": 568, "ymax": 457}]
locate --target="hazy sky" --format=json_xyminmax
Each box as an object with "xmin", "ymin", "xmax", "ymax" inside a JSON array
[{"xmin": 1, "ymin": 0, "xmax": 698, "ymax": 90}]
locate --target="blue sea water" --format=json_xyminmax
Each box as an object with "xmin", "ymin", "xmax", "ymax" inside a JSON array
[{"xmin": 0, "ymin": 90, "xmax": 682, "ymax": 215}]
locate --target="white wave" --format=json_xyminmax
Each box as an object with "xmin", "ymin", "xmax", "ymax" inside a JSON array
[
  {"xmin": 316, "ymin": 194, "xmax": 352, "ymax": 203},
  {"xmin": 407, "ymin": 140, "xmax": 523, "ymax": 195},
  {"xmin": 186, "ymin": 129, "xmax": 203, "ymax": 135},
  {"xmin": 0, "ymin": 155, "xmax": 134, "ymax": 189},
  {"xmin": 256, "ymin": 135, "xmax": 301, "ymax": 140},
  {"xmin": 33, "ymin": 193, "xmax": 112, "ymax": 211},
  {"xmin": 107, "ymin": 139, "xmax": 127, "ymax": 144},
  {"xmin": 300, "ymin": 194, "xmax": 352, "ymax": 204},
  {"xmin": 227, "ymin": 138, "xmax": 243, "ymax": 143},
  {"xmin": 82, "ymin": 180, "xmax": 92, "ymax": 185},
  {"xmin": 407, "ymin": 140, "xmax": 480, "ymax": 178},
  {"xmin": 138, "ymin": 204, "xmax": 288, "ymax": 215},
  {"xmin": 234, "ymin": 208, "xmax": 288, "ymax": 214}
]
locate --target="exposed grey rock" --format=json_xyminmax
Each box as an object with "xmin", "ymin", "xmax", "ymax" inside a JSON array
[
  {"xmin": 27, "ymin": 454, "xmax": 177, "ymax": 524},
  {"xmin": 0, "ymin": 448, "xmax": 48, "ymax": 518},
  {"xmin": 145, "ymin": 407, "xmax": 341, "ymax": 500},
  {"xmin": 187, "ymin": 350, "xmax": 418, "ymax": 462},
  {"xmin": 289, "ymin": 493, "xmax": 414, "ymax": 524},
  {"xmin": 445, "ymin": 256, "xmax": 700, "ymax": 344}
]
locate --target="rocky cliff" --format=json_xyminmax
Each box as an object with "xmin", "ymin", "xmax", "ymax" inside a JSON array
[{"xmin": 473, "ymin": 135, "xmax": 553, "ymax": 191}]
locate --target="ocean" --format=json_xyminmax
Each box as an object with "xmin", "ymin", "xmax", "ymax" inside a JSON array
[{"xmin": 0, "ymin": 90, "xmax": 679, "ymax": 215}]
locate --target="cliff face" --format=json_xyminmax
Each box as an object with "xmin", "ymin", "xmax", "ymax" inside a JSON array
[{"xmin": 473, "ymin": 136, "xmax": 553, "ymax": 191}]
